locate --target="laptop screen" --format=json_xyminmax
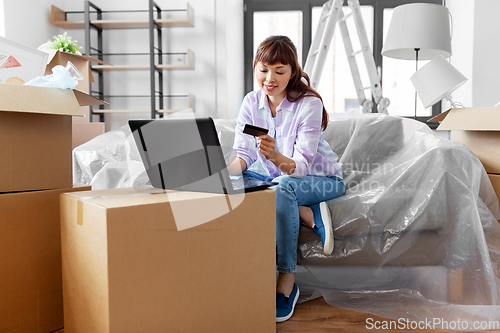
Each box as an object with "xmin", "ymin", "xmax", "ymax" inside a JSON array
[{"xmin": 129, "ymin": 117, "xmax": 231, "ymax": 193}]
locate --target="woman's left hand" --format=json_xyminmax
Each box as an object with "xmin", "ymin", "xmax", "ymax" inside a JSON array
[{"xmin": 257, "ymin": 134, "xmax": 278, "ymax": 161}]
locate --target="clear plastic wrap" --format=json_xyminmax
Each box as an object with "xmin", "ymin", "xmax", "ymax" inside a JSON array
[
  {"xmin": 25, "ymin": 61, "xmax": 83, "ymax": 89},
  {"xmin": 72, "ymin": 124, "xmax": 149, "ymax": 190},
  {"xmin": 295, "ymin": 113, "xmax": 500, "ymax": 330},
  {"xmin": 73, "ymin": 113, "xmax": 500, "ymax": 330}
]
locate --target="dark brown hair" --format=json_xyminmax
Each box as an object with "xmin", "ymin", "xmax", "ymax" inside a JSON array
[{"xmin": 253, "ymin": 35, "xmax": 328, "ymax": 131}]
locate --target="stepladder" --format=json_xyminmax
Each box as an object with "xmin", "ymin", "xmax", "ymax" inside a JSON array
[{"xmin": 304, "ymin": 0, "xmax": 390, "ymax": 114}]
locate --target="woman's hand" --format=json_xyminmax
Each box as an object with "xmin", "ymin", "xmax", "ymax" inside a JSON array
[
  {"xmin": 257, "ymin": 134, "xmax": 296, "ymax": 175},
  {"xmin": 257, "ymin": 134, "xmax": 277, "ymax": 161}
]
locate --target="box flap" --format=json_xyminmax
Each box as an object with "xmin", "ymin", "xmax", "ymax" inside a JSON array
[
  {"xmin": 0, "ymin": 84, "xmax": 90, "ymax": 116},
  {"xmin": 62, "ymin": 186, "xmax": 227, "ymax": 209},
  {"xmin": 75, "ymin": 54, "xmax": 110, "ymax": 66},
  {"xmin": 73, "ymin": 90, "xmax": 108, "ymax": 107},
  {"xmin": 428, "ymin": 109, "xmax": 450, "ymax": 123},
  {"xmin": 431, "ymin": 106, "xmax": 500, "ymax": 131},
  {"xmin": 43, "ymin": 49, "xmax": 110, "ymax": 66},
  {"xmin": 44, "ymin": 49, "xmax": 59, "ymax": 64}
]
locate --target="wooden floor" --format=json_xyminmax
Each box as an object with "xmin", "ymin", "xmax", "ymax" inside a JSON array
[{"xmin": 53, "ymin": 297, "xmax": 500, "ymax": 332}]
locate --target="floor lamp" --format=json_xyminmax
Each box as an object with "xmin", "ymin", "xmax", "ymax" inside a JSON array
[{"xmin": 381, "ymin": 3, "xmax": 452, "ymax": 120}]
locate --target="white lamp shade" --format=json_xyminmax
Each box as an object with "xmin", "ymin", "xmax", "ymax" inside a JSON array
[
  {"xmin": 382, "ymin": 3, "xmax": 452, "ymax": 60},
  {"xmin": 410, "ymin": 55, "xmax": 467, "ymax": 108}
]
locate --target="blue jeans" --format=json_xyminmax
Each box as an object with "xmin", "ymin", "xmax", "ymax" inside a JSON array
[{"xmin": 242, "ymin": 170, "xmax": 346, "ymax": 273}]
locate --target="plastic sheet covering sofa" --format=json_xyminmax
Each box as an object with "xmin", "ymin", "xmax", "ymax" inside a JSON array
[{"xmin": 73, "ymin": 113, "xmax": 500, "ymax": 330}]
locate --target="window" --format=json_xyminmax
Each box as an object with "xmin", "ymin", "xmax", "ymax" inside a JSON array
[
  {"xmin": 244, "ymin": 0, "xmax": 443, "ymax": 125},
  {"xmin": 311, "ymin": 5, "xmax": 373, "ymax": 114}
]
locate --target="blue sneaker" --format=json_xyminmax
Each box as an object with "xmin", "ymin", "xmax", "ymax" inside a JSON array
[
  {"xmin": 276, "ymin": 283, "xmax": 300, "ymax": 323},
  {"xmin": 311, "ymin": 202, "xmax": 334, "ymax": 255}
]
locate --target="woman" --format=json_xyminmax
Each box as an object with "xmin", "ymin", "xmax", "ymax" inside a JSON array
[{"xmin": 227, "ymin": 35, "xmax": 345, "ymax": 322}]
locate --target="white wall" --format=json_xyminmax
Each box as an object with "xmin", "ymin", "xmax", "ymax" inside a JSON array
[
  {"xmin": 471, "ymin": 0, "xmax": 500, "ymax": 106},
  {"xmin": 3, "ymin": 0, "xmax": 63, "ymax": 48},
  {"xmin": 0, "ymin": 0, "xmax": 5, "ymax": 37},
  {"xmin": 447, "ymin": 0, "xmax": 500, "ymax": 108},
  {"xmin": 445, "ymin": 0, "xmax": 474, "ymax": 109}
]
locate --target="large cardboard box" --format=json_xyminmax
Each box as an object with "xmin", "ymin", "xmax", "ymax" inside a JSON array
[
  {"xmin": 0, "ymin": 84, "xmax": 106, "ymax": 193},
  {"xmin": 60, "ymin": 187, "xmax": 276, "ymax": 333},
  {"xmin": 0, "ymin": 185, "xmax": 90, "ymax": 333},
  {"xmin": 43, "ymin": 50, "xmax": 109, "ymax": 123},
  {"xmin": 429, "ymin": 106, "xmax": 500, "ymax": 174}
]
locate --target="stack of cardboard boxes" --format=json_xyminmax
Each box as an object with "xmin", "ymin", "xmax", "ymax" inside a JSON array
[
  {"xmin": 0, "ymin": 82, "xmax": 104, "ymax": 331},
  {"xmin": 430, "ymin": 106, "xmax": 500, "ymax": 220},
  {"xmin": 1, "ymin": 45, "xmax": 276, "ymax": 331}
]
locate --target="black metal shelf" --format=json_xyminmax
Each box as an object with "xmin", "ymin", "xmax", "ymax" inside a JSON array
[{"xmin": 77, "ymin": 0, "xmax": 194, "ymax": 122}]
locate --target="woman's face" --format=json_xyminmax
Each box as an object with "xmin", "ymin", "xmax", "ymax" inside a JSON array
[{"xmin": 255, "ymin": 62, "xmax": 293, "ymax": 102}]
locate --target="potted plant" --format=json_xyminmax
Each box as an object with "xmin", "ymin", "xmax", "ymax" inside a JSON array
[{"xmin": 39, "ymin": 32, "xmax": 82, "ymax": 55}]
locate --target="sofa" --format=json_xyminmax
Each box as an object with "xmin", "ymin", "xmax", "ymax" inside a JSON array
[{"xmin": 73, "ymin": 112, "xmax": 500, "ymax": 327}]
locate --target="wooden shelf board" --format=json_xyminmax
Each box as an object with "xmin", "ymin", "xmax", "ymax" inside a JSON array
[
  {"xmin": 51, "ymin": 21, "xmax": 84, "ymax": 29},
  {"xmin": 51, "ymin": 4, "xmax": 194, "ymax": 29},
  {"xmin": 156, "ymin": 109, "xmax": 192, "ymax": 114},
  {"xmin": 92, "ymin": 64, "xmax": 193, "ymax": 71},
  {"xmin": 92, "ymin": 50, "xmax": 193, "ymax": 71},
  {"xmin": 92, "ymin": 65, "xmax": 150, "ymax": 71},
  {"xmin": 93, "ymin": 20, "xmax": 150, "ymax": 29},
  {"xmin": 52, "ymin": 19, "xmax": 193, "ymax": 29},
  {"xmin": 156, "ymin": 64, "xmax": 193, "ymax": 70}
]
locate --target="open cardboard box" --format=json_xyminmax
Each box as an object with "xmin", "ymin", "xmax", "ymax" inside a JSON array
[
  {"xmin": 0, "ymin": 83, "xmax": 107, "ymax": 192},
  {"xmin": 43, "ymin": 49, "xmax": 111, "ymax": 122},
  {"xmin": 429, "ymin": 106, "xmax": 500, "ymax": 174},
  {"xmin": 43, "ymin": 49, "xmax": 110, "ymax": 94}
]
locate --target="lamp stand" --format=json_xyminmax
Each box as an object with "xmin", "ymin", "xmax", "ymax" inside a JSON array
[{"xmin": 414, "ymin": 48, "xmax": 420, "ymax": 120}]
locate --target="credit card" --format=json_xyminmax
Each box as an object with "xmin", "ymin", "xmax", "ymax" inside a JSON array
[{"xmin": 243, "ymin": 124, "xmax": 269, "ymax": 137}]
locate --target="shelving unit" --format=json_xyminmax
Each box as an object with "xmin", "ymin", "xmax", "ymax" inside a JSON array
[{"xmin": 50, "ymin": 1, "xmax": 194, "ymax": 122}]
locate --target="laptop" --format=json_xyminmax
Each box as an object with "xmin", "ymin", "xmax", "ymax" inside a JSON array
[{"xmin": 128, "ymin": 117, "xmax": 277, "ymax": 194}]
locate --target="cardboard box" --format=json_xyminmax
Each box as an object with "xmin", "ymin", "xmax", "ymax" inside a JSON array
[
  {"xmin": 450, "ymin": 131, "xmax": 500, "ymax": 174},
  {"xmin": 0, "ymin": 185, "xmax": 90, "ymax": 333},
  {"xmin": 489, "ymin": 174, "xmax": 500, "ymax": 220},
  {"xmin": 43, "ymin": 50, "xmax": 110, "ymax": 122},
  {"xmin": 60, "ymin": 187, "xmax": 276, "ymax": 333},
  {"xmin": 72, "ymin": 122, "xmax": 106, "ymax": 150},
  {"xmin": 0, "ymin": 83, "xmax": 106, "ymax": 193},
  {"xmin": 429, "ymin": 106, "xmax": 500, "ymax": 174}
]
